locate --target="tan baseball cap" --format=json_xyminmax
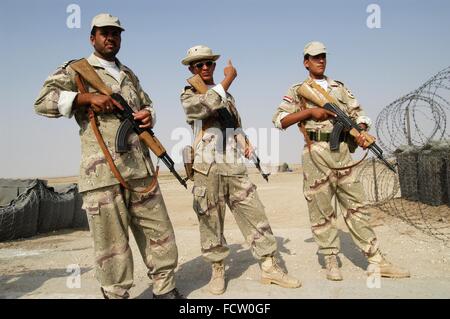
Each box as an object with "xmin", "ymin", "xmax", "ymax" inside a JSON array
[
  {"xmin": 303, "ymin": 41, "xmax": 327, "ymax": 56},
  {"xmin": 91, "ymin": 13, "xmax": 125, "ymax": 31},
  {"xmin": 181, "ymin": 45, "xmax": 220, "ymax": 65}
]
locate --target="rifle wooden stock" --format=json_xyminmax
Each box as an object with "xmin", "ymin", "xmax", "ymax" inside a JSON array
[
  {"xmin": 297, "ymin": 83, "xmax": 375, "ymax": 147},
  {"xmin": 349, "ymin": 129, "xmax": 375, "ymax": 147},
  {"xmin": 296, "ymin": 84, "xmax": 329, "ymax": 107},
  {"xmin": 70, "ymin": 59, "xmax": 113, "ymax": 96},
  {"xmin": 187, "ymin": 74, "xmax": 208, "ymax": 94},
  {"xmin": 138, "ymin": 131, "xmax": 166, "ymax": 157}
]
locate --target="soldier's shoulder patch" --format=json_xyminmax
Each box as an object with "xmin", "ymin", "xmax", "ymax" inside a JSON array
[
  {"xmin": 345, "ymin": 88, "xmax": 355, "ymax": 99},
  {"xmin": 283, "ymin": 95, "xmax": 294, "ymax": 103},
  {"xmin": 182, "ymin": 86, "xmax": 195, "ymax": 94},
  {"xmin": 282, "ymin": 83, "xmax": 303, "ymax": 102}
]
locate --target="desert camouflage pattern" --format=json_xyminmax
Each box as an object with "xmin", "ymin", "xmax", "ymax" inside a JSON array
[
  {"xmin": 272, "ymin": 76, "xmax": 366, "ymax": 132},
  {"xmin": 192, "ymin": 165, "xmax": 277, "ymax": 262},
  {"xmin": 181, "ymin": 87, "xmax": 247, "ymax": 176},
  {"xmin": 302, "ymin": 141, "xmax": 379, "ymax": 256},
  {"xmin": 34, "ymin": 53, "xmax": 155, "ymax": 192},
  {"xmin": 181, "ymin": 86, "xmax": 277, "ymax": 262},
  {"xmin": 273, "ymin": 77, "xmax": 379, "ymax": 257},
  {"xmin": 81, "ymin": 177, "xmax": 178, "ymax": 298}
]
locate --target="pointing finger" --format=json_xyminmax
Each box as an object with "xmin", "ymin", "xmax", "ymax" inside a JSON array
[
  {"xmin": 111, "ymin": 98, "xmax": 124, "ymax": 111},
  {"xmin": 325, "ymin": 110, "xmax": 337, "ymax": 117}
]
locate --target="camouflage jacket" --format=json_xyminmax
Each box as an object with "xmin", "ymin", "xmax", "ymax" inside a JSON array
[
  {"xmin": 273, "ymin": 76, "xmax": 371, "ymax": 134},
  {"xmin": 180, "ymin": 85, "xmax": 247, "ymax": 176},
  {"xmin": 34, "ymin": 54, "xmax": 156, "ymax": 192}
]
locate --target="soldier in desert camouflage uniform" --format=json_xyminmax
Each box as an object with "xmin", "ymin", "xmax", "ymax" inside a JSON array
[
  {"xmin": 180, "ymin": 45, "xmax": 301, "ymax": 295},
  {"xmin": 273, "ymin": 41, "xmax": 410, "ymax": 281},
  {"xmin": 34, "ymin": 13, "xmax": 181, "ymax": 299}
]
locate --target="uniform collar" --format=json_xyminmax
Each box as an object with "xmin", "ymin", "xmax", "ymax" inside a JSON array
[
  {"xmin": 306, "ymin": 75, "xmax": 339, "ymax": 91},
  {"xmin": 87, "ymin": 53, "xmax": 124, "ymax": 70},
  {"xmin": 87, "ymin": 53, "xmax": 130, "ymax": 85}
]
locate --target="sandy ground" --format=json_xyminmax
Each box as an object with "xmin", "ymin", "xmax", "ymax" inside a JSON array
[{"xmin": 0, "ymin": 170, "xmax": 449, "ymax": 299}]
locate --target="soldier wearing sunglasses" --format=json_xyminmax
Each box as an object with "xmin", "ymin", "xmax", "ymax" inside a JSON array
[{"xmin": 180, "ymin": 45, "xmax": 301, "ymax": 295}]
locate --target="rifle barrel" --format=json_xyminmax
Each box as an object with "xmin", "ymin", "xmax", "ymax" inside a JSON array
[{"xmin": 161, "ymin": 155, "xmax": 188, "ymax": 188}]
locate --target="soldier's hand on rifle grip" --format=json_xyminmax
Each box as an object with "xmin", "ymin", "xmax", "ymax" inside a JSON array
[
  {"xmin": 308, "ymin": 108, "xmax": 336, "ymax": 121},
  {"xmin": 244, "ymin": 143, "xmax": 254, "ymax": 159},
  {"xmin": 133, "ymin": 109, "xmax": 153, "ymax": 129},
  {"xmin": 110, "ymin": 98, "xmax": 124, "ymax": 111},
  {"xmin": 89, "ymin": 94, "xmax": 117, "ymax": 113}
]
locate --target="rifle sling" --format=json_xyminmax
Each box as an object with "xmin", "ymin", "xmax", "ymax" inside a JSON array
[
  {"xmin": 71, "ymin": 59, "xmax": 113, "ymax": 96},
  {"xmin": 297, "ymin": 80, "xmax": 367, "ymax": 171},
  {"xmin": 188, "ymin": 76, "xmax": 249, "ymax": 152},
  {"xmin": 74, "ymin": 69, "xmax": 158, "ymax": 194},
  {"xmin": 186, "ymin": 77, "xmax": 216, "ymax": 150}
]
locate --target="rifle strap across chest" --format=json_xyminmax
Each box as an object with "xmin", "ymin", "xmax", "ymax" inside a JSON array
[
  {"xmin": 73, "ymin": 60, "xmax": 158, "ymax": 194},
  {"xmin": 187, "ymin": 75, "xmax": 218, "ymax": 150}
]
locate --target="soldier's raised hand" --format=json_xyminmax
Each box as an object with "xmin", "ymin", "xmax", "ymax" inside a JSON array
[
  {"xmin": 224, "ymin": 60, "xmax": 237, "ymax": 79},
  {"xmin": 221, "ymin": 60, "xmax": 237, "ymax": 92}
]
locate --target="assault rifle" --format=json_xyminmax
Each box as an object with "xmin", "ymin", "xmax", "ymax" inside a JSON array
[
  {"xmin": 70, "ymin": 58, "xmax": 187, "ymax": 189},
  {"xmin": 297, "ymin": 83, "xmax": 396, "ymax": 173},
  {"xmin": 113, "ymin": 93, "xmax": 188, "ymax": 188},
  {"xmin": 188, "ymin": 75, "xmax": 270, "ymax": 182}
]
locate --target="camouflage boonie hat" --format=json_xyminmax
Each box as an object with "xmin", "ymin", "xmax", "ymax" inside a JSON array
[{"xmin": 181, "ymin": 45, "xmax": 220, "ymax": 65}]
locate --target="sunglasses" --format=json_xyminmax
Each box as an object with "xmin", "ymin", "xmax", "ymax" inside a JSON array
[{"xmin": 193, "ymin": 61, "xmax": 215, "ymax": 69}]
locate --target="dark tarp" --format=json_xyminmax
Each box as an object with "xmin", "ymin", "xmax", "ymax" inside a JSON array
[
  {"xmin": 0, "ymin": 180, "xmax": 40, "ymax": 241},
  {"xmin": 0, "ymin": 179, "xmax": 37, "ymax": 207},
  {"xmin": 0, "ymin": 179, "xmax": 88, "ymax": 242}
]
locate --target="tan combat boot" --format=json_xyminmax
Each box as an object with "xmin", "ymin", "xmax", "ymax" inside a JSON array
[
  {"xmin": 260, "ymin": 256, "xmax": 302, "ymax": 288},
  {"xmin": 324, "ymin": 255, "xmax": 343, "ymax": 281},
  {"xmin": 208, "ymin": 261, "xmax": 226, "ymax": 295},
  {"xmin": 367, "ymin": 251, "xmax": 410, "ymax": 278}
]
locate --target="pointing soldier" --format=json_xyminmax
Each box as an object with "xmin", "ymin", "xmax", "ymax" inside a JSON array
[
  {"xmin": 180, "ymin": 45, "xmax": 301, "ymax": 295},
  {"xmin": 273, "ymin": 41, "xmax": 410, "ymax": 281},
  {"xmin": 34, "ymin": 13, "xmax": 182, "ymax": 299}
]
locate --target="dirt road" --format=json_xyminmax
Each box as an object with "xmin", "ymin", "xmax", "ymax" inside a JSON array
[{"xmin": 1, "ymin": 172, "xmax": 449, "ymax": 299}]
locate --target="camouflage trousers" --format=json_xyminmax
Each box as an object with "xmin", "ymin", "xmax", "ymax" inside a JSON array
[
  {"xmin": 302, "ymin": 141, "xmax": 379, "ymax": 257},
  {"xmin": 192, "ymin": 164, "xmax": 277, "ymax": 263},
  {"xmin": 81, "ymin": 176, "xmax": 178, "ymax": 298}
]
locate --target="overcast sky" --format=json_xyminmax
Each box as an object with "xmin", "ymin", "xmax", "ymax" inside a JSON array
[{"xmin": 1, "ymin": 0, "xmax": 449, "ymax": 178}]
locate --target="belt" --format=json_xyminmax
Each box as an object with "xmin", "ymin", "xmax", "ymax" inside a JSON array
[{"xmin": 307, "ymin": 131, "xmax": 347, "ymax": 142}]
